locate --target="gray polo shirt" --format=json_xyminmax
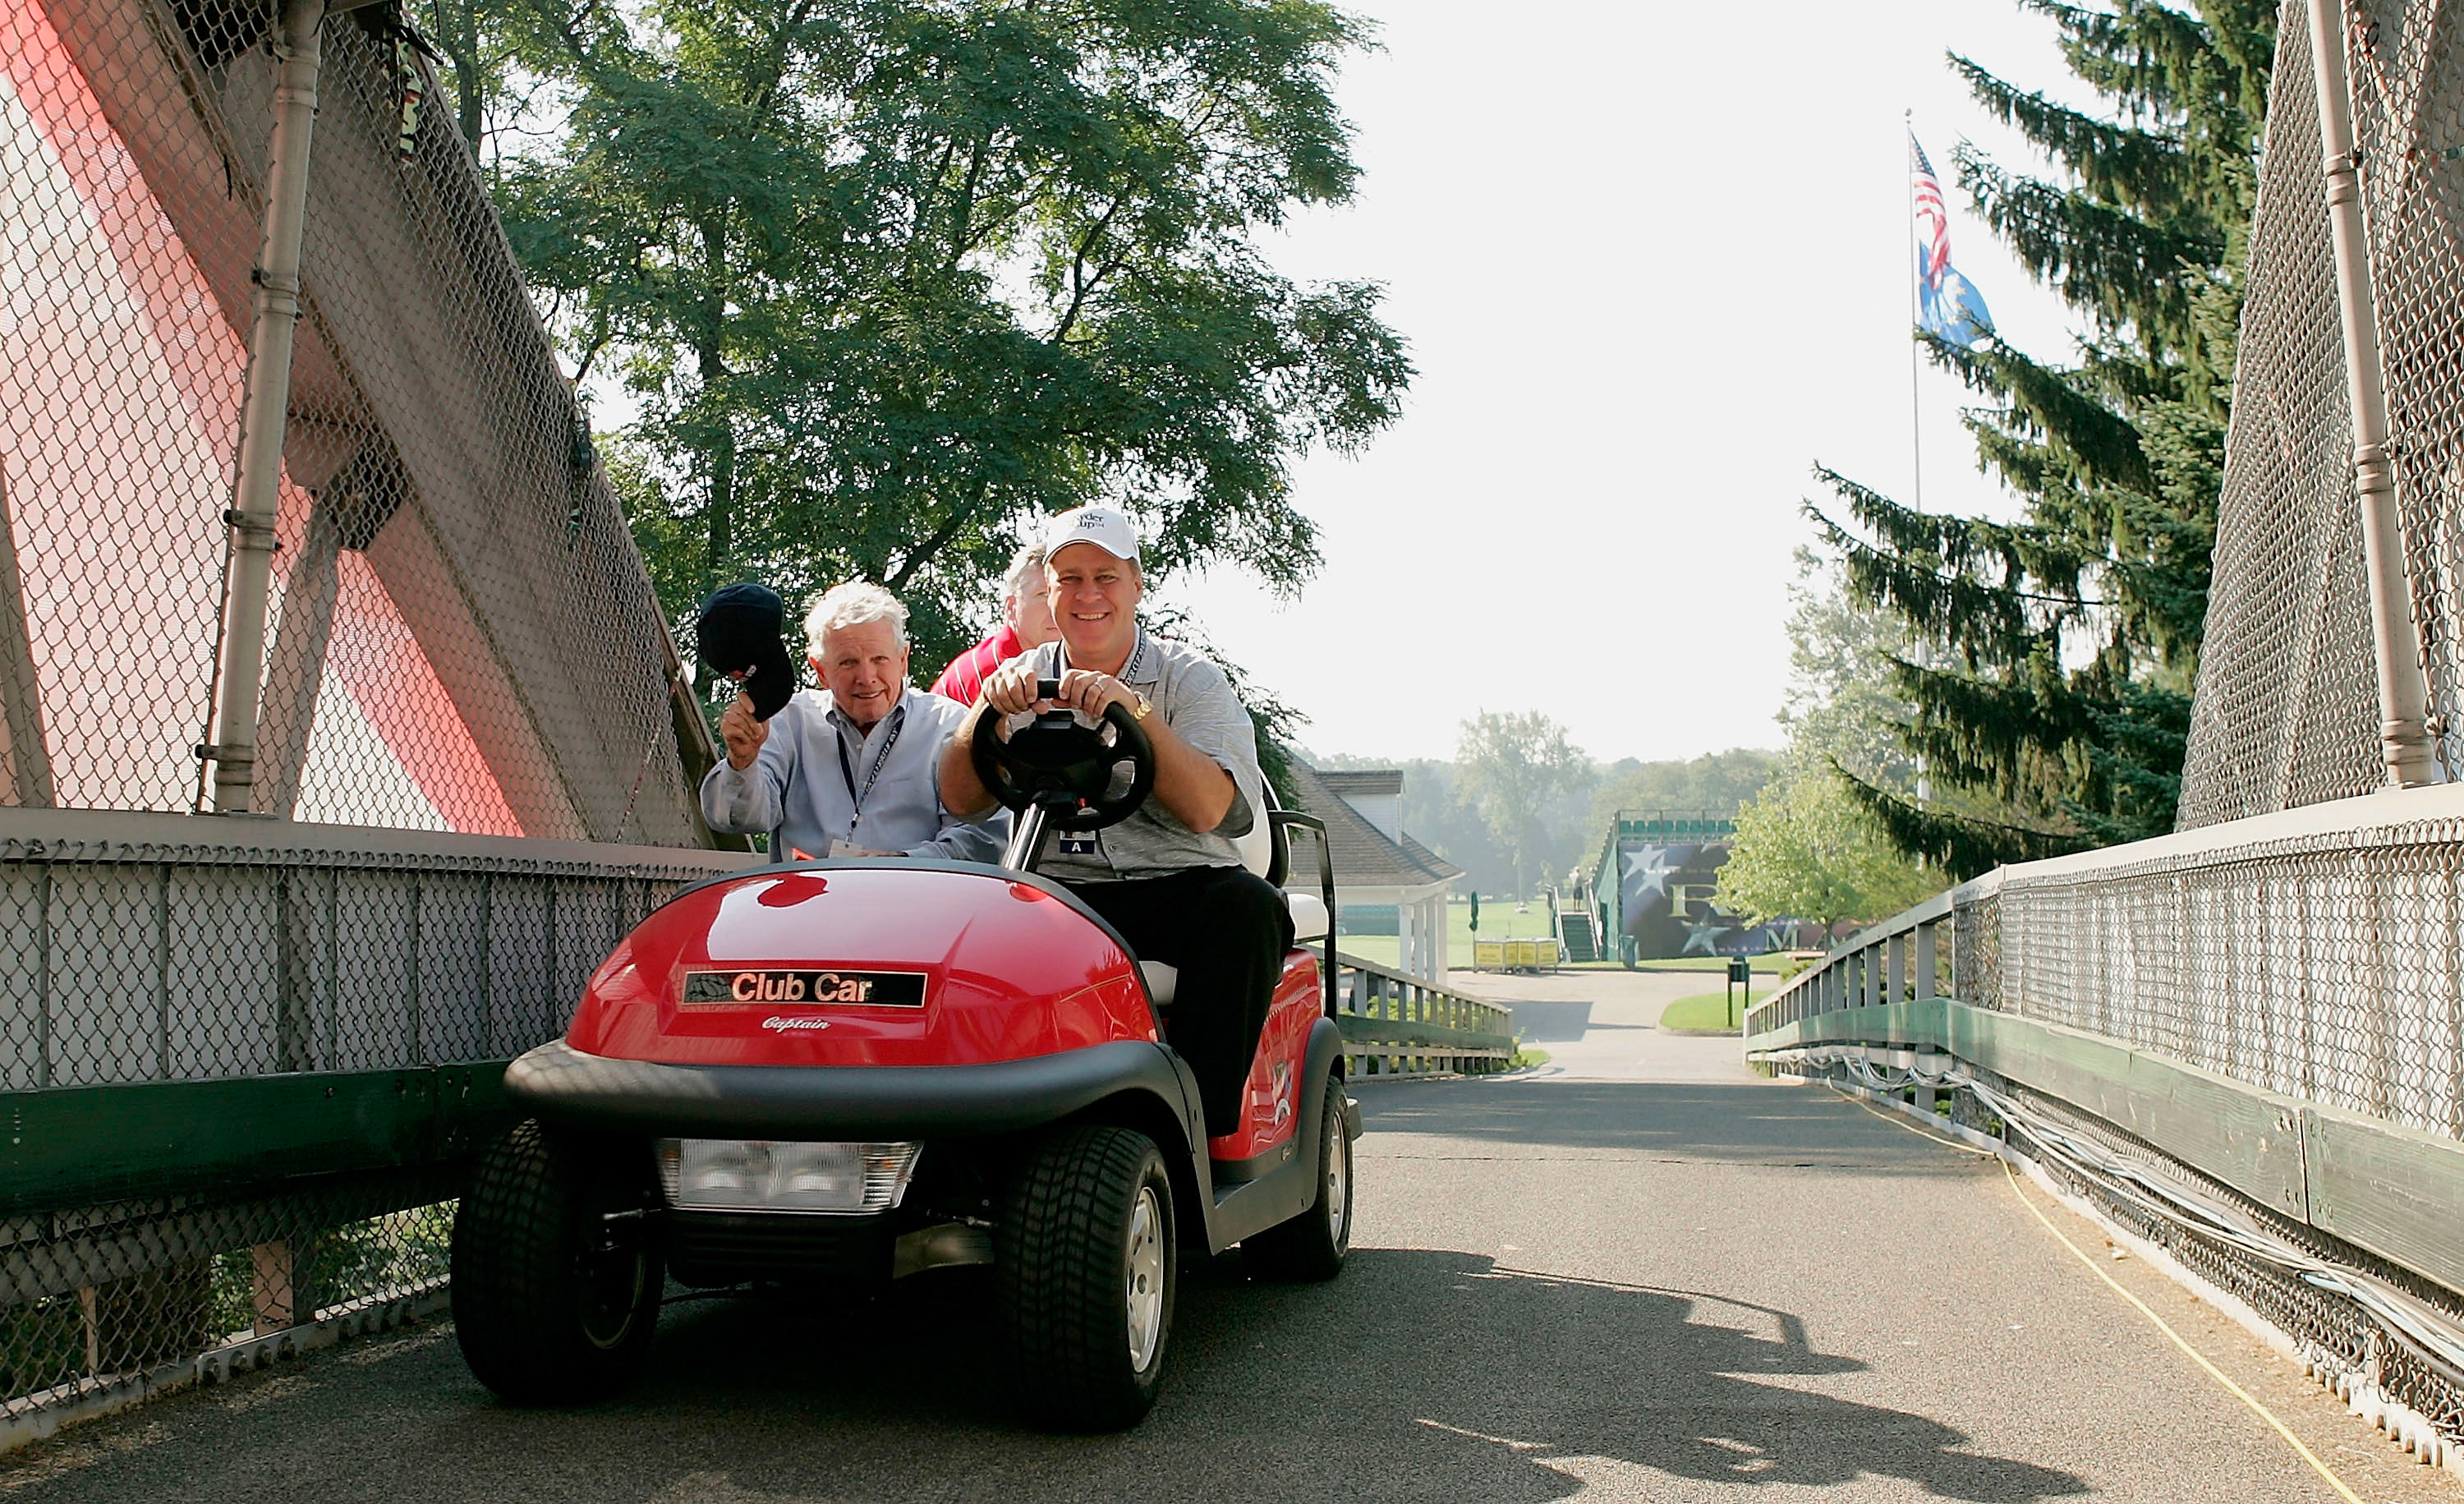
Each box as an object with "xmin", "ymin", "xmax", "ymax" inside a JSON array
[
  {"xmin": 700, "ymin": 688, "xmax": 1004, "ymax": 862},
  {"xmin": 1025, "ymin": 629, "xmax": 1261, "ymax": 883}
]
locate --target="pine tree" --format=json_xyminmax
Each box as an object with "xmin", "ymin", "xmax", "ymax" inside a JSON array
[{"xmin": 1808, "ymin": 0, "xmax": 2273, "ymax": 875}]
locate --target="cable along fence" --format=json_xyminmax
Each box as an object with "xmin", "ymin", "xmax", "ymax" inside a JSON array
[{"xmin": 1744, "ymin": 783, "xmax": 2464, "ymax": 1468}]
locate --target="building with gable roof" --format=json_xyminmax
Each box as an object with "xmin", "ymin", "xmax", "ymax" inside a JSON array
[{"xmin": 1279, "ymin": 763, "xmax": 1461, "ymax": 982}]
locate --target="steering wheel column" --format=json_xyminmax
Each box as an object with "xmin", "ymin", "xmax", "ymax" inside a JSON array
[{"xmin": 972, "ymin": 679, "xmax": 1158, "ymax": 872}]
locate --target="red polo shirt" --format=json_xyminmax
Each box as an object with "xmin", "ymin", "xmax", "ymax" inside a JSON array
[{"xmin": 928, "ymin": 623, "xmax": 1024, "ymax": 706}]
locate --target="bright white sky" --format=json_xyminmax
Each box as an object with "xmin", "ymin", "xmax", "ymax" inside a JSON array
[{"xmin": 1165, "ymin": 0, "xmax": 2099, "ymax": 765}]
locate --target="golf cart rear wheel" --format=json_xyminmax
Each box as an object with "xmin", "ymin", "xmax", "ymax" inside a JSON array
[
  {"xmin": 1242, "ymin": 1073, "xmax": 1352, "ymax": 1281},
  {"xmin": 996, "ymin": 1125, "xmax": 1176, "ymax": 1431},
  {"xmin": 450, "ymin": 1119, "xmax": 662, "ymax": 1405}
]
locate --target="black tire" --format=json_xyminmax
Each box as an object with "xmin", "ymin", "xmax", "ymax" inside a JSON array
[
  {"xmin": 1242, "ymin": 1074, "xmax": 1353, "ymax": 1281},
  {"xmin": 995, "ymin": 1125, "xmax": 1177, "ymax": 1431},
  {"xmin": 450, "ymin": 1119, "xmax": 663, "ymax": 1405}
]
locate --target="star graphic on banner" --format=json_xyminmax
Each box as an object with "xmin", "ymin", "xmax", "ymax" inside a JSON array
[
  {"xmin": 1623, "ymin": 845, "xmax": 1679, "ymax": 900},
  {"xmin": 1681, "ymin": 918, "xmax": 1731, "ymax": 955}
]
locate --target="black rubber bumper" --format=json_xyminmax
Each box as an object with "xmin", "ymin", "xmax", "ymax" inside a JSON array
[{"xmin": 503, "ymin": 1037, "xmax": 1199, "ymax": 1142}]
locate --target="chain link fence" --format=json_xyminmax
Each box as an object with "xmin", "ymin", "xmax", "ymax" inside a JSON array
[
  {"xmin": 2182, "ymin": 0, "xmax": 2464, "ymax": 825},
  {"xmin": 2, "ymin": 0, "xmax": 739, "ymax": 1446},
  {"xmin": 1991, "ymin": 814, "xmax": 2464, "ymax": 1141},
  {"xmin": 2353, "ymin": 0, "xmax": 2464, "ymax": 807},
  {"xmin": 2, "ymin": 0, "xmax": 715, "ymax": 839},
  {"xmin": 2179, "ymin": 0, "xmax": 2387, "ymax": 826},
  {"xmin": 0, "ymin": 812, "xmax": 747, "ymax": 1440},
  {"xmin": 1745, "ymin": 783, "xmax": 2464, "ymax": 1466}
]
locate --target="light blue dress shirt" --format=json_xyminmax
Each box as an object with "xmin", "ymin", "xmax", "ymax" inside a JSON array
[{"xmin": 699, "ymin": 688, "xmax": 1004, "ymax": 862}]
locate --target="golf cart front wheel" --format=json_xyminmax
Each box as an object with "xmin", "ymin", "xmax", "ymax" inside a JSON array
[
  {"xmin": 996, "ymin": 1125, "xmax": 1177, "ymax": 1431},
  {"xmin": 450, "ymin": 1119, "xmax": 662, "ymax": 1405}
]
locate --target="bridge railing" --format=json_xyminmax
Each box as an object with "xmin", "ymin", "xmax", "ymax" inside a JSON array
[
  {"xmin": 0, "ymin": 807, "xmax": 752, "ymax": 1447},
  {"xmin": 1743, "ymin": 784, "xmax": 2464, "ymax": 1465},
  {"xmin": 1331, "ymin": 950, "xmax": 1515, "ymax": 1077},
  {"xmin": 0, "ymin": 805, "xmax": 1510, "ymax": 1445}
]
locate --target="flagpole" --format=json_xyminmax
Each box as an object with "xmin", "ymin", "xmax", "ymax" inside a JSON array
[
  {"xmin": 1905, "ymin": 108, "xmax": 1922, "ymax": 512},
  {"xmin": 1904, "ymin": 110, "xmax": 1932, "ymax": 819}
]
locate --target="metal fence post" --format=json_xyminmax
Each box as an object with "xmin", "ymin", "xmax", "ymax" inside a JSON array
[
  {"xmin": 2309, "ymin": 0, "xmax": 2439, "ymax": 788},
  {"xmin": 1915, "ymin": 918, "xmax": 1942, "ymax": 1113},
  {"xmin": 205, "ymin": 0, "xmax": 329, "ymax": 813}
]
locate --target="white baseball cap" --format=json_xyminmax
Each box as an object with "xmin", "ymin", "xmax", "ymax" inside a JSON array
[{"xmin": 1041, "ymin": 504, "xmax": 1141, "ymax": 566}]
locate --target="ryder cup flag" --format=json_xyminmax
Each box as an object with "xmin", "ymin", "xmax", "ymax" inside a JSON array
[{"xmin": 1910, "ymin": 133, "xmax": 1995, "ymax": 348}]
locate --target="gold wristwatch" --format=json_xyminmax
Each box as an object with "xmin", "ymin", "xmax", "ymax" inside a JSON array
[{"xmin": 1130, "ymin": 692, "xmax": 1152, "ymax": 721}]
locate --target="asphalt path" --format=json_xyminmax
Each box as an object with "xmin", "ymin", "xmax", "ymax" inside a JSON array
[{"xmin": 5, "ymin": 973, "xmax": 2452, "ymax": 1502}]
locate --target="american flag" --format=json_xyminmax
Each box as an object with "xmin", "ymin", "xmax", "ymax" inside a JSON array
[
  {"xmin": 1909, "ymin": 131, "xmax": 1994, "ymax": 347},
  {"xmin": 1910, "ymin": 136, "xmax": 1953, "ymax": 296}
]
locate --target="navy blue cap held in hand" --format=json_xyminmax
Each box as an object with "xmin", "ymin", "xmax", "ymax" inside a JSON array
[{"xmin": 694, "ymin": 582, "xmax": 797, "ymax": 720}]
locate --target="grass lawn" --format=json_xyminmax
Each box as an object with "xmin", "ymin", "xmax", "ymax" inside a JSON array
[
  {"xmin": 1657, "ymin": 988, "xmax": 1772, "ymax": 1033},
  {"xmin": 1338, "ymin": 896, "xmax": 1797, "ymax": 975}
]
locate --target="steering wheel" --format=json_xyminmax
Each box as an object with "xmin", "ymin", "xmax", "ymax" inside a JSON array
[{"xmin": 970, "ymin": 678, "xmax": 1157, "ymax": 830}]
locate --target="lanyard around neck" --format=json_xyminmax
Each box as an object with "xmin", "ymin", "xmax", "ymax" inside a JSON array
[{"xmin": 834, "ymin": 704, "xmax": 903, "ymax": 828}]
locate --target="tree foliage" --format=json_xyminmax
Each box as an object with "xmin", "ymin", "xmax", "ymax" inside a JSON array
[
  {"xmin": 1140, "ymin": 605, "xmax": 1307, "ymax": 807},
  {"xmin": 475, "ymin": 0, "xmax": 1410, "ymax": 664},
  {"xmin": 1454, "ymin": 711, "xmax": 1593, "ymax": 899},
  {"xmin": 1809, "ymin": 0, "xmax": 2270, "ymax": 874},
  {"xmin": 1714, "ymin": 766, "xmax": 1942, "ymax": 933},
  {"xmin": 1587, "ymin": 748, "xmax": 1779, "ymax": 837}
]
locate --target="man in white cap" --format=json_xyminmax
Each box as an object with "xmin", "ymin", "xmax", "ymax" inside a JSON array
[{"xmin": 937, "ymin": 505, "xmax": 1292, "ymax": 1140}]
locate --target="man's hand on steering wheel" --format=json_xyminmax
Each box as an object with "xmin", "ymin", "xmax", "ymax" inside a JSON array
[
  {"xmin": 966, "ymin": 664, "xmax": 1157, "ymax": 829},
  {"xmin": 978, "ymin": 659, "xmax": 1044, "ymax": 718},
  {"xmin": 979, "ymin": 660, "xmax": 1140, "ymax": 723},
  {"xmin": 1050, "ymin": 668, "xmax": 1141, "ymax": 720}
]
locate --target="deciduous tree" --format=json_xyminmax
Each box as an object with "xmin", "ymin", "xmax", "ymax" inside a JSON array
[
  {"xmin": 1455, "ymin": 711, "xmax": 1592, "ymax": 899},
  {"xmin": 490, "ymin": 0, "xmax": 1411, "ymax": 661},
  {"xmin": 1587, "ymin": 747, "xmax": 1779, "ymax": 839},
  {"xmin": 1714, "ymin": 767, "xmax": 1941, "ymax": 935}
]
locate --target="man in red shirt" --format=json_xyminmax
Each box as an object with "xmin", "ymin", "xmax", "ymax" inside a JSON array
[{"xmin": 929, "ymin": 542, "xmax": 1060, "ymax": 704}]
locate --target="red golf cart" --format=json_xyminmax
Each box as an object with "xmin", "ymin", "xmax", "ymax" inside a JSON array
[{"xmin": 449, "ymin": 686, "xmax": 1354, "ymax": 1430}]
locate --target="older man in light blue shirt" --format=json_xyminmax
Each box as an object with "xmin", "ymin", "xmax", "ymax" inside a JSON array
[{"xmin": 702, "ymin": 582, "xmax": 1001, "ymax": 862}]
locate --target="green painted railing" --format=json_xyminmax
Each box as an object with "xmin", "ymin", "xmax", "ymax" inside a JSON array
[{"xmin": 1740, "ymin": 784, "xmax": 2464, "ymax": 1444}]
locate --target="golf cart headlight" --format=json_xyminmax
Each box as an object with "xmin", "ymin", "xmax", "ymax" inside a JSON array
[{"xmin": 654, "ymin": 1138, "xmax": 921, "ymax": 1213}]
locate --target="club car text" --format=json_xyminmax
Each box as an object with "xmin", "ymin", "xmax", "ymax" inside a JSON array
[{"xmin": 683, "ymin": 968, "xmax": 928, "ymax": 1008}]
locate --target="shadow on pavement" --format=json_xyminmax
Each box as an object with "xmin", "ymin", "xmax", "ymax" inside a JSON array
[
  {"xmin": 1494, "ymin": 999, "xmax": 1594, "ymax": 1040},
  {"xmin": 1362, "ymin": 1079, "xmax": 1988, "ymax": 1171},
  {"xmin": 7, "ymin": 1244, "xmax": 2084, "ymax": 1503}
]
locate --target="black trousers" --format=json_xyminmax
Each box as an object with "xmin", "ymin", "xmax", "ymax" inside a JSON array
[{"xmin": 1069, "ymin": 866, "xmax": 1295, "ymax": 1138}]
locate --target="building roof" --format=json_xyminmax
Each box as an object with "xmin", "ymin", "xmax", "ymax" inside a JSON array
[
  {"xmin": 1280, "ymin": 761, "xmax": 1462, "ymax": 891},
  {"xmin": 1316, "ymin": 769, "xmax": 1404, "ymax": 798},
  {"xmin": 1397, "ymin": 831, "xmax": 1455, "ymax": 875}
]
